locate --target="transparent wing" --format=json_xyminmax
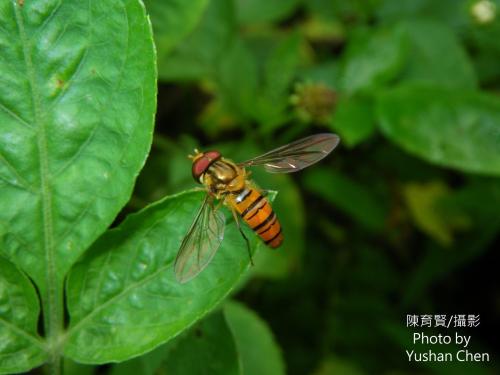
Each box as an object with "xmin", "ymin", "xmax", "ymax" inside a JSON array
[
  {"xmin": 238, "ymin": 133, "xmax": 340, "ymax": 173},
  {"xmin": 174, "ymin": 195, "xmax": 225, "ymax": 283}
]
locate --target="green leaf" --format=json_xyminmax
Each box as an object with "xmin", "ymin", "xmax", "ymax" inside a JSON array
[
  {"xmin": 330, "ymin": 96, "xmax": 375, "ymax": 147},
  {"xmin": 340, "ymin": 25, "xmax": 406, "ymax": 94},
  {"xmin": 263, "ymin": 33, "xmax": 301, "ymax": 95},
  {"xmin": 217, "ymin": 38, "xmax": 259, "ymax": 119},
  {"xmin": 158, "ymin": 0, "xmax": 236, "ymax": 80},
  {"xmin": 236, "ymin": 0, "xmax": 300, "ymax": 25},
  {"xmin": 0, "ymin": 2, "xmax": 155, "ymax": 371},
  {"xmin": 399, "ymin": 19, "xmax": 477, "ymax": 89},
  {"xmin": 145, "ymin": 0, "xmax": 209, "ymax": 56},
  {"xmin": 217, "ymin": 32, "xmax": 302, "ymax": 129},
  {"xmin": 225, "ymin": 301, "xmax": 285, "ymax": 375},
  {"xmin": 110, "ymin": 311, "xmax": 240, "ymax": 375},
  {"xmin": 377, "ymin": 85, "xmax": 500, "ymax": 176},
  {"xmin": 109, "ymin": 342, "xmax": 169, "ymax": 375},
  {"xmin": 65, "ymin": 190, "xmax": 269, "ymax": 363},
  {"xmin": 161, "ymin": 311, "xmax": 241, "ymax": 374},
  {"xmin": 403, "ymin": 181, "xmax": 471, "ymax": 246},
  {"xmin": 0, "ymin": 0, "xmax": 156, "ymax": 292},
  {"xmin": 0, "ymin": 256, "xmax": 46, "ymax": 374},
  {"xmin": 303, "ymin": 167, "xmax": 388, "ymax": 232},
  {"xmin": 402, "ymin": 178, "xmax": 500, "ymax": 307},
  {"xmin": 256, "ymin": 33, "xmax": 302, "ymax": 130},
  {"xmin": 377, "ymin": 0, "xmax": 469, "ymax": 30},
  {"xmin": 299, "ymin": 60, "xmax": 340, "ymax": 89}
]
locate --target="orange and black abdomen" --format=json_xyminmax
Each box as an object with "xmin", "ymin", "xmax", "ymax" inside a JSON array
[{"xmin": 230, "ymin": 188, "xmax": 283, "ymax": 248}]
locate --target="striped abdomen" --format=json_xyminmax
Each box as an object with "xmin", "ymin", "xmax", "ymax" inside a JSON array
[{"xmin": 229, "ymin": 188, "xmax": 283, "ymax": 248}]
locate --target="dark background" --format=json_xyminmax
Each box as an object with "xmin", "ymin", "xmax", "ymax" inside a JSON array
[{"xmin": 131, "ymin": 0, "xmax": 500, "ymax": 374}]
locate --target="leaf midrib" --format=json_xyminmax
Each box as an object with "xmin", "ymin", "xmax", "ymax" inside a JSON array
[{"xmin": 13, "ymin": 0, "xmax": 60, "ymax": 349}]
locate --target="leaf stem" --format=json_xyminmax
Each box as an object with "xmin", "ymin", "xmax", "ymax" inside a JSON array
[{"xmin": 43, "ymin": 285, "xmax": 64, "ymax": 375}]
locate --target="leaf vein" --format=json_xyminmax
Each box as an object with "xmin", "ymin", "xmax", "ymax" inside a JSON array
[
  {"xmin": 0, "ymin": 101, "xmax": 33, "ymax": 130},
  {"xmin": 0, "ymin": 151, "xmax": 36, "ymax": 192},
  {"xmin": 51, "ymin": 116, "xmax": 98, "ymax": 179},
  {"xmin": 35, "ymin": 0, "xmax": 63, "ymax": 38},
  {"xmin": 48, "ymin": 47, "xmax": 90, "ymax": 113},
  {"xmin": 0, "ymin": 315, "xmax": 45, "ymax": 350}
]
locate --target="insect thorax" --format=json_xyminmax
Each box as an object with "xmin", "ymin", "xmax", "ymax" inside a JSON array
[{"xmin": 201, "ymin": 158, "xmax": 246, "ymax": 196}]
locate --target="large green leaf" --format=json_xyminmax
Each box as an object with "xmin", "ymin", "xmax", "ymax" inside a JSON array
[
  {"xmin": 145, "ymin": 0, "xmax": 209, "ymax": 57},
  {"xmin": 377, "ymin": 0, "xmax": 469, "ymax": 30},
  {"xmin": 225, "ymin": 301, "xmax": 285, "ymax": 375},
  {"xmin": 158, "ymin": 0, "xmax": 235, "ymax": 80},
  {"xmin": 65, "ymin": 190, "xmax": 267, "ymax": 363},
  {"xmin": 256, "ymin": 33, "xmax": 302, "ymax": 131},
  {"xmin": 216, "ymin": 32, "xmax": 302, "ymax": 129},
  {"xmin": 217, "ymin": 38, "xmax": 258, "ymax": 119},
  {"xmin": 377, "ymin": 85, "xmax": 500, "ymax": 176},
  {"xmin": 399, "ymin": 19, "xmax": 477, "ymax": 89},
  {"xmin": 340, "ymin": 25, "xmax": 406, "ymax": 94},
  {"xmin": 303, "ymin": 168, "xmax": 388, "ymax": 232},
  {"xmin": 330, "ymin": 96, "xmax": 375, "ymax": 147},
  {"xmin": 0, "ymin": 3, "xmax": 155, "ymax": 370},
  {"xmin": 0, "ymin": 0, "xmax": 155, "ymax": 292},
  {"xmin": 0, "ymin": 256, "xmax": 46, "ymax": 374}
]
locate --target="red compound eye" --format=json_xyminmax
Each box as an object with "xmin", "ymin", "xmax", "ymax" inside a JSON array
[{"xmin": 192, "ymin": 150, "xmax": 221, "ymax": 182}]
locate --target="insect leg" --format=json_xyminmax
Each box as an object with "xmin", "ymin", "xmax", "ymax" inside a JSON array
[{"xmin": 231, "ymin": 208, "xmax": 254, "ymax": 266}]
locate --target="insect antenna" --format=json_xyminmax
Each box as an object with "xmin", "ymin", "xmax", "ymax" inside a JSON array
[{"xmin": 188, "ymin": 148, "xmax": 202, "ymax": 160}]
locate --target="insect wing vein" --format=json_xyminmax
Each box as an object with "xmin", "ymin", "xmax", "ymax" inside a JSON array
[{"xmin": 174, "ymin": 196, "xmax": 225, "ymax": 283}]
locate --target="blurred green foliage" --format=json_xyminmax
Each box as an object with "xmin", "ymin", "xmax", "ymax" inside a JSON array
[{"xmin": 133, "ymin": 0, "xmax": 500, "ymax": 374}]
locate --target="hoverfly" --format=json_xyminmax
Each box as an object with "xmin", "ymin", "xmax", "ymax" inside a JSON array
[{"xmin": 174, "ymin": 133, "xmax": 340, "ymax": 283}]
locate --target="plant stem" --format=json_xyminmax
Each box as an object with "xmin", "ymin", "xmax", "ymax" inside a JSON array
[{"xmin": 43, "ymin": 283, "xmax": 64, "ymax": 375}]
